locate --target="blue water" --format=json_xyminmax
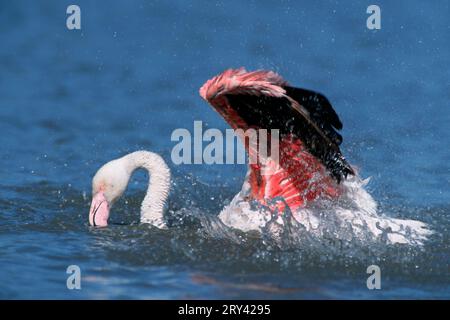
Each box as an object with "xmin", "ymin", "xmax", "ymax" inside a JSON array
[{"xmin": 0, "ymin": 0, "xmax": 449, "ymax": 299}]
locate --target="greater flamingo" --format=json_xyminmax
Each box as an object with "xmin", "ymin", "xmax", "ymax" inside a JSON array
[{"xmin": 89, "ymin": 68, "xmax": 432, "ymax": 245}]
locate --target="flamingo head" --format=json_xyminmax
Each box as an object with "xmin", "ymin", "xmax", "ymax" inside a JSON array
[{"xmin": 89, "ymin": 157, "xmax": 130, "ymax": 227}]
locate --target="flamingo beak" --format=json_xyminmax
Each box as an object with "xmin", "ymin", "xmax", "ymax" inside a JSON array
[{"xmin": 89, "ymin": 192, "xmax": 110, "ymax": 227}]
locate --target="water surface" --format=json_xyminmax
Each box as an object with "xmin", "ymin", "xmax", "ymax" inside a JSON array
[{"xmin": 0, "ymin": 0, "xmax": 449, "ymax": 299}]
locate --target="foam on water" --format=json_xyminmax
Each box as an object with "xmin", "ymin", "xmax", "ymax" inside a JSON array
[{"xmin": 218, "ymin": 173, "xmax": 433, "ymax": 250}]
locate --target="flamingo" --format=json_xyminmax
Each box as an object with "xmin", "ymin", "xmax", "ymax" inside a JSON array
[
  {"xmin": 89, "ymin": 68, "xmax": 432, "ymax": 245},
  {"xmin": 89, "ymin": 151, "xmax": 170, "ymax": 229}
]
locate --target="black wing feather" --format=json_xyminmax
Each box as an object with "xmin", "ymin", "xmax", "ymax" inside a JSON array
[
  {"xmin": 225, "ymin": 87, "xmax": 354, "ymax": 182},
  {"xmin": 284, "ymin": 86, "xmax": 343, "ymax": 145}
]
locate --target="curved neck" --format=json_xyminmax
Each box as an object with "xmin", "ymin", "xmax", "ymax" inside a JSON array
[{"xmin": 123, "ymin": 151, "xmax": 171, "ymax": 228}]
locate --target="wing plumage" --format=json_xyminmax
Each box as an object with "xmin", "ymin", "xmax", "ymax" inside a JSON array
[{"xmin": 200, "ymin": 68, "xmax": 354, "ymax": 183}]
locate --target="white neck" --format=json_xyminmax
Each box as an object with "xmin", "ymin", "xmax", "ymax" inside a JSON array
[{"xmin": 122, "ymin": 151, "xmax": 171, "ymax": 228}]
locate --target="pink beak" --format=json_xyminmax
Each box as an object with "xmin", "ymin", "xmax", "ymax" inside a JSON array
[{"xmin": 89, "ymin": 192, "xmax": 110, "ymax": 227}]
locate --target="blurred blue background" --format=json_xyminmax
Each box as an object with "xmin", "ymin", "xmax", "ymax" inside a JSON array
[{"xmin": 0, "ymin": 1, "xmax": 448, "ymax": 299}]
